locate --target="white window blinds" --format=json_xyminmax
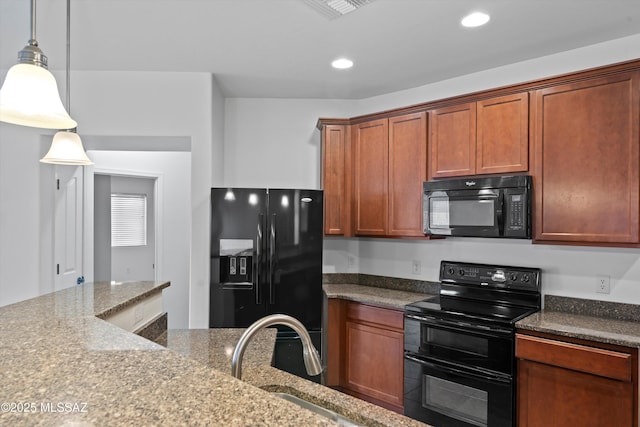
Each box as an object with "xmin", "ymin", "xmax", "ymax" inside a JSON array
[{"xmin": 111, "ymin": 193, "xmax": 147, "ymax": 247}]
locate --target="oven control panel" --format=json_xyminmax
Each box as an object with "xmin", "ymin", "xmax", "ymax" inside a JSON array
[{"xmin": 440, "ymin": 261, "xmax": 540, "ymax": 291}]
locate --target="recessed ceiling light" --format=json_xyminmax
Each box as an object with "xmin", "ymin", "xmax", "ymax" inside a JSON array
[
  {"xmin": 461, "ymin": 12, "xmax": 490, "ymax": 28},
  {"xmin": 332, "ymin": 58, "xmax": 354, "ymax": 69}
]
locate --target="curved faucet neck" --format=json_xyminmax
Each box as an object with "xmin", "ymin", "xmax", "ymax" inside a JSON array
[{"xmin": 231, "ymin": 314, "xmax": 322, "ymax": 380}]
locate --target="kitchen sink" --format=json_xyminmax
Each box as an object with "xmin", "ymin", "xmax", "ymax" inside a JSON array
[{"xmin": 268, "ymin": 391, "xmax": 364, "ymax": 426}]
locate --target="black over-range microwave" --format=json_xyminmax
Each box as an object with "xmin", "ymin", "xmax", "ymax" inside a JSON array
[{"xmin": 423, "ymin": 175, "xmax": 532, "ymax": 238}]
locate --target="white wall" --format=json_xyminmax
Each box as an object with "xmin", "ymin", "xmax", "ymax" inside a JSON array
[
  {"xmin": 325, "ymin": 237, "xmax": 640, "ymax": 306},
  {"xmin": 189, "ymin": 75, "xmax": 227, "ymax": 328},
  {"xmin": 94, "ymin": 174, "xmax": 111, "ymax": 282},
  {"xmin": 0, "ymin": 124, "xmax": 50, "ymax": 305},
  {"xmin": 76, "ymin": 70, "xmax": 214, "ymax": 329},
  {"xmin": 223, "ymin": 98, "xmax": 356, "ymax": 189},
  {"xmin": 90, "ymin": 151, "xmax": 191, "ymax": 328},
  {"xmin": 353, "ymin": 33, "xmax": 640, "ymax": 115},
  {"xmin": 0, "ymin": 70, "xmax": 213, "ymax": 331}
]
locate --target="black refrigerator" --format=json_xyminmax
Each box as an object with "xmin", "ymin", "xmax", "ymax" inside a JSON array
[{"xmin": 209, "ymin": 188, "xmax": 323, "ymax": 381}]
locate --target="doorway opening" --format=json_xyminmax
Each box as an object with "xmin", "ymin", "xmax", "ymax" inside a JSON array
[{"xmin": 94, "ymin": 174, "xmax": 157, "ymax": 283}]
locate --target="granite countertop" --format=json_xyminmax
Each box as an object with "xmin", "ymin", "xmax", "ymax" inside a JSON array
[
  {"xmin": 323, "ymin": 283, "xmax": 432, "ymax": 310},
  {"xmin": 516, "ymin": 295, "xmax": 640, "ymax": 348},
  {"xmin": 159, "ymin": 328, "xmax": 278, "ymax": 374},
  {"xmin": 0, "ymin": 281, "xmax": 428, "ymax": 426},
  {"xmin": 162, "ymin": 328, "xmax": 427, "ymax": 427}
]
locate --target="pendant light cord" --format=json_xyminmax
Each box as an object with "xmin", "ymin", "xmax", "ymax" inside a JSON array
[
  {"xmin": 66, "ymin": 0, "xmax": 71, "ymax": 115},
  {"xmin": 29, "ymin": 0, "xmax": 37, "ymax": 46}
]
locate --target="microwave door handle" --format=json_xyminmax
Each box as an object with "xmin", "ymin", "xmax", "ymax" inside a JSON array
[{"xmin": 496, "ymin": 193, "xmax": 504, "ymax": 234}]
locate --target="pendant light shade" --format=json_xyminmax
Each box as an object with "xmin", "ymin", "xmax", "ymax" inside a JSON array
[
  {"xmin": 0, "ymin": 1, "xmax": 76, "ymax": 129},
  {"xmin": 40, "ymin": 130, "xmax": 93, "ymax": 165},
  {"xmin": 39, "ymin": 0, "xmax": 92, "ymax": 165}
]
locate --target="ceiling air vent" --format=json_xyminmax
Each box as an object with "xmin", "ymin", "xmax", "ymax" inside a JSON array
[{"xmin": 302, "ymin": 0, "xmax": 376, "ymax": 20}]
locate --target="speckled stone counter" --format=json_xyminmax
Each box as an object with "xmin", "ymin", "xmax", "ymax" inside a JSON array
[
  {"xmin": 0, "ymin": 281, "xmax": 429, "ymax": 426},
  {"xmin": 323, "ymin": 283, "xmax": 433, "ymax": 310},
  {"xmin": 160, "ymin": 329, "xmax": 427, "ymax": 427},
  {"xmin": 158, "ymin": 328, "xmax": 277, "ymax": 374},
  {"xmin": 92, "ymin": 280, "xmax": 170, "ymax": 319},
  {"xmin": 244, "ymin": 366, "xmax": 427, "ymax": 427},
  {"xmin": 516, "ymin": 295, "xmax": 640, "ymax": 348},
  {"xmin": 324, "ymin": 273, "xmax": 439, "ymax": 295},
  {"xmin": 0, "ymin": 282, "xmax": 332, "ymax": 426}
]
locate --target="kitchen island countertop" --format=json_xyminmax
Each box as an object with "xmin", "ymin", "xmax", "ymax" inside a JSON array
[
  {"xmin": 162, "ymin": 328, "xmax": 427, "ymax": 427},
  {"xmin": 0, "ymin": 281, "xmax": 427, "ymax": 426}
]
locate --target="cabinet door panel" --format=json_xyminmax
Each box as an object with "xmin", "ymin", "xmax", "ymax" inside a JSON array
[
  {"xmin": 533, "ymin": 72, "xmax": 640, "ymax": 243},
  {"xmin": 345, "ymin": 320, "xmax": 404, "ymax": 408},
  {"xmin": 477, "ymin": 92, "xmax": 529, "ymax": 174},
  {"xmin": 388, "ymin": 112, "xmax": 427, "ymax": 236},
  {"xmin": 322, "ymin": 125, "xmax": 349, "ymax": 235},
  {"xmin": 429, "ymin": 103, "xmax": 476, "ymax": 178},
  {"xmin": 518, "ymin": 359, "xmax": 633, "ymax": 427},
  {"xmin": 354, "ymin": 119, "xmax": 388, "ymax": 235}
]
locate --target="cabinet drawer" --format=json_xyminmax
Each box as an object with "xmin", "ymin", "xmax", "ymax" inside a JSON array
[
  {"xmin": 346, "ymin": 302, "xmax": 403, "ymax": 331},
  {"xmin": 516, "ymin": 334, "xmax": 632, "ymax": 381}
]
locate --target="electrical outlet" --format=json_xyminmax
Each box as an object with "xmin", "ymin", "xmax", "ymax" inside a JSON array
[
  {"xmin": 412, "ymin": 260, "xmax": 421, "ymax": 275},
  {"xmin": 596, "ymin": 275, "xmax": 610, "ymax": 294}
]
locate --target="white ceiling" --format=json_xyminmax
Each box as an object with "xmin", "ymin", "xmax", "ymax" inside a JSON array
[{"xmin": 1, "ymin": 0, "xmax": 640, "ymax": 99}]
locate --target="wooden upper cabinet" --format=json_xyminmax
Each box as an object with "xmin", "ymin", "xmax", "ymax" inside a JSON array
[
  {"xmin": 321, "ymin": 124, "xmax": 351, "ymax": 236},
  {"xmin": 429, "ymin": 93, "xmax": 529, "ymax": 179},
  {"xmin": 429, "ymin": 102, "xmax": 476, "ymax": 178},
  {"xmin": 476, "ymin": 92, "xmax": 529, "ymax": 174},
  {"xmin": 533, "ymin": 71, "xmax": 640, "ymax": 244},
  {"xmin": 388, "ymin": 112, "xmax": 427, "ymax": 237},
  {"xmin": 354, "ymin": 119, "xmax": 389, "ymax": 236},
  {"xmin": 353, "ymin": 113, "xmax": 427, "ymax": 237}
]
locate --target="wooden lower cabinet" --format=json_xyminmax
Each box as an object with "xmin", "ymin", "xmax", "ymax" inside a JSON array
[
  {"xmin": 326, "ymin": 299, "xmax": 404, "ymax": 413},
  {"xmin": 516, "ymin": 332, "xmax": 638, "ymax": 427}
]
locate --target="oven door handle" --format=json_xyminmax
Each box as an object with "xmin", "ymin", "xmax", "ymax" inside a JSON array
[
  {"xmin": 405, "ymin": 354, "xmax": 512, "ymax": 384},
  {"xmin": 405, "ymin": 314, "xmax": 513, "ymax": 336}
]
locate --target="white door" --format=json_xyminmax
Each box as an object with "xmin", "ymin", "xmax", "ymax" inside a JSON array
[{"xmin": 54, "ymin": 166, "xmax": 84, "ymax": 291}]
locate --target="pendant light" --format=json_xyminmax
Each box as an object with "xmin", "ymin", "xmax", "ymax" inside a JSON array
[
  {"xmin": 0, "ymin": 0, "xmax": 77, "ymax": 130},
  {"xmin": 40, "ymin": 0, "xmax": 92, "ymax": 165}
]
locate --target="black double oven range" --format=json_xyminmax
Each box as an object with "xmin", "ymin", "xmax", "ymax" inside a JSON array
[{"xmin": 404, "ymin": 261, "xmax": 541, "ymax": 427}]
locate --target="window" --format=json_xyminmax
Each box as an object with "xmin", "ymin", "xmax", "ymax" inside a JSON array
[{"xmin": 111, "ymin": 193, "xmax": 147, "ymax": 247}]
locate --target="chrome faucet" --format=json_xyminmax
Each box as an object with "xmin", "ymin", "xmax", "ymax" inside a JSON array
[{"xmin": 231, "ymin": 314, "xmax": 323, "ymax": 380}]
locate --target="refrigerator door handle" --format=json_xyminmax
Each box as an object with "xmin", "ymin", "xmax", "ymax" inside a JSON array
[
  {"xmin": 255, "ymin": 214, "xmax": 263, "ymax": 304},
  {"xmin": 269, "ymin": 213, "xmax": 276, "ymax": 304}
]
